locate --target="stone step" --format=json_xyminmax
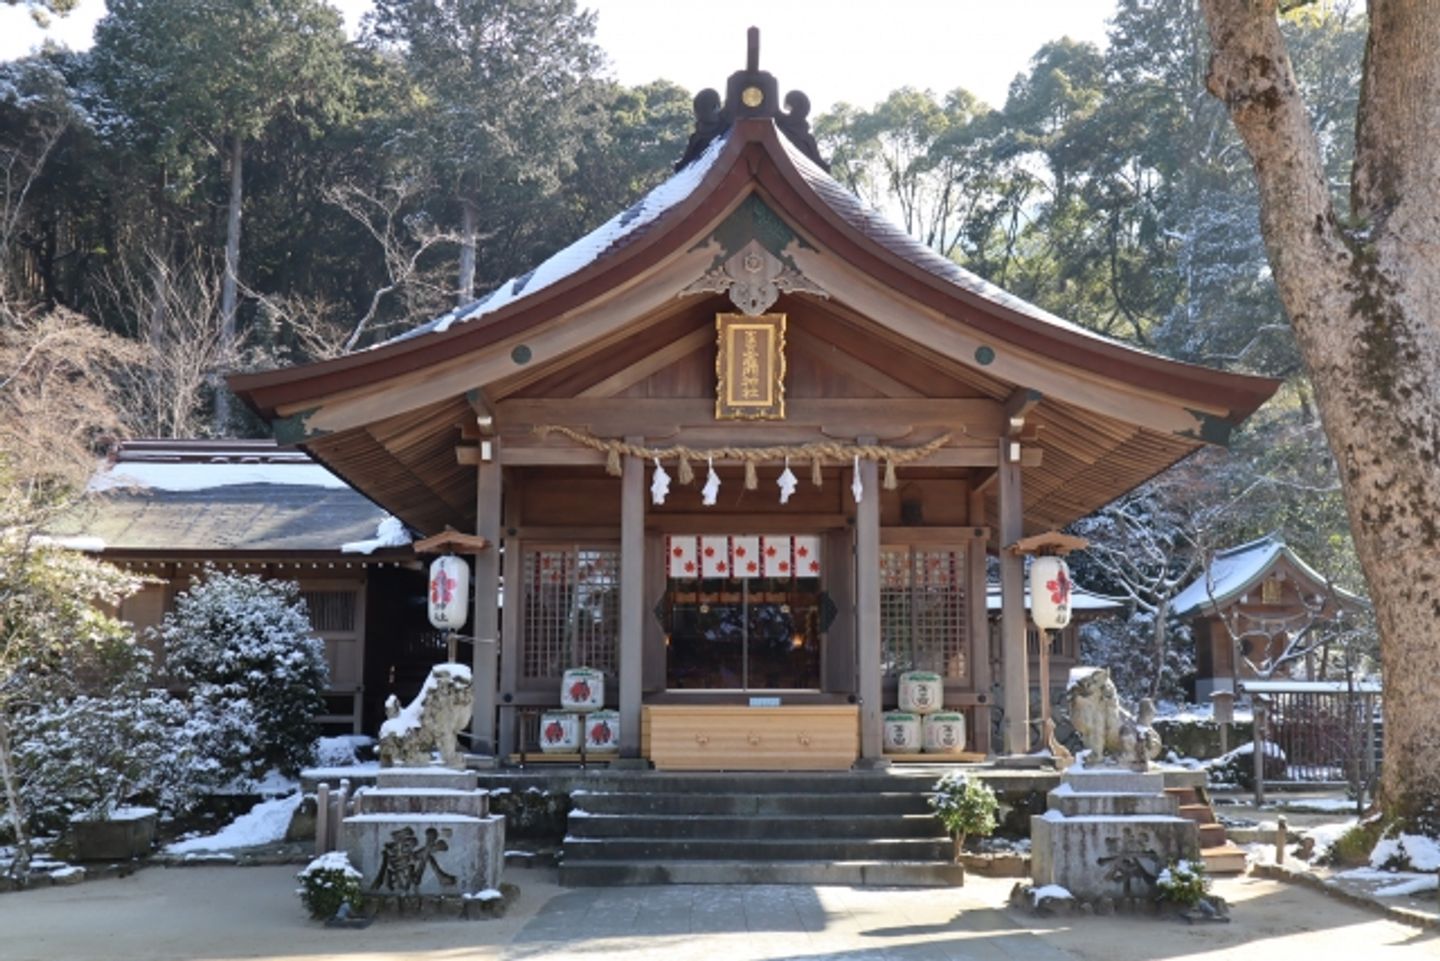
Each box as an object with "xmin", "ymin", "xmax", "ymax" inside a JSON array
[
  {"xmin": 572, "ymin": 790, "xmax": 933, "ymax": 816},
  {"xmin": 1177, "ymin": 803, "xmax": 1216, "ymax": 824},
  {"xmin": 1201, "ymin": 843, "xmax": 1248, "ymax": 875},
  {"xmin": 558, "ymin": 858, "xmax": 966, "ymax": 887},
  {"xmin": 1198, "ymin": 823, "xmax": 1229, "ymax": 847},
  {"xmin": 563, "ymin": 773, "xmax": 948, "ymax": 794},
  {"xmin": 566, "ymin": 812, "xmax": 946, "ymax": 840},
  {"xmin": 561, "ymin": 836, "xmax": 952, "ymax": 862}
]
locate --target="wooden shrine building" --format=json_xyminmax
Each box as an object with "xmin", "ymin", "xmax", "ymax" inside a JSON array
[{"xmin": 232, "ymin": 34, "xmax": 1279, "ymax": 768}]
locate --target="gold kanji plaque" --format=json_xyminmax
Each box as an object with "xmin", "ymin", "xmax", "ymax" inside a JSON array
[{"xmin": 715, "ymin": 312, "xmax": 786, "ymax": 420}]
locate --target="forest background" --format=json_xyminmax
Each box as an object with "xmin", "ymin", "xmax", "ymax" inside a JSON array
[{"xmin": 0, "ymin": 0, "xmax": 1372, "ymax": 703}]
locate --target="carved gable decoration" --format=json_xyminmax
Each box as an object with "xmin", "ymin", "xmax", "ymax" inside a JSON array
[
  {"xmin": 682, "ymin": 239, "xmax": 828, "ymax": 316},
  {"xmin": 715, "ymin": 312, "xmax": 786, "ymax": 420}
]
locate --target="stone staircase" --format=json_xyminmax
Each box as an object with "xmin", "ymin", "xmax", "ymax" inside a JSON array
[
  {"xmin": 558, "ymin": 772, "xmax": 964, "ymax": 886},
  {"xmin": 1167, "ymin": 786, "xmax": 1247, "ymax": 874}
]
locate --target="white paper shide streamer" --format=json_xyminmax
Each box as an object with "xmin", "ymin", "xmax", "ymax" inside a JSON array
[
  {"xmin": 701, "ymin": 457, "xmax": 721, "ymax": 506},
  {"xmin": 777, "ymin": 458, "xmax": 798, "ymax": 504},
  {"xmin": 650, "ymin": 458, "xmax": 671, "ymax": 506},
  {"xmin": 850, "ymin": 455, "xmax": 864, "ymax": 504}
]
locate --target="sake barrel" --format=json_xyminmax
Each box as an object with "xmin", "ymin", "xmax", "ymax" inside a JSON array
[
  {"xmin": 898, "ymin": 671, "xmax": 943, "ymax": 714},
  {"xmin": 922, "ymin": 712, "xmax": 967, "ymax": 754},
  {"xmin": 882, "ymin": 712, "xmax": 921, "ymax": 753},
  {"xmin": 538, "ymin": 712, "xmax": 580, "ymax": 753},
  {"xmin": 584, "ymin": 709, "xmax": 620, "ymax": 753},
  {"xmin": 560, "ymin": 667, "xmax": 604, "ymax": 712}
]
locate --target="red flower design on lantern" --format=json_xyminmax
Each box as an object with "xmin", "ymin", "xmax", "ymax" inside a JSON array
[
  {"xmin": 1047, "ymin": 566, "xmax": 1072, "ymax": 605},
  {"xmin": 569, "ymin": 680, "xmax": 592, "ymax": 704},
  {"xmin": 544, "ymin": 721, "xmax": 565, "ymax": 744},
  {"xmin": 672, "ymin": 546, "xmax": 684, "ymax": 557},
  {"xmin": 431, "ymin": 568, "xmax": 456, "ymax": 605},
  {"xmin": 590, "ymin": 721, "xmax": 613, "ymax": 744}
]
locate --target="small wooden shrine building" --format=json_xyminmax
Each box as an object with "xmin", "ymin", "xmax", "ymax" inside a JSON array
[
  {"xmin": 1172, "ymin": 535, "xmax": 1365, "ymax": 700},
  {"xmin": 232, "ymin": 34, "xmax": 1278, "ymax": 767}
]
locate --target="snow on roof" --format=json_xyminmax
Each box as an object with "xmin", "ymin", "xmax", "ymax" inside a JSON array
[
  {"xmin": 1170, "ymin": 534, "xmax": 1356, "ymax": 617},
  {"xmin": 985, "ymin": 582, "xmax": 1123, "ymax": 613},
  {"xmin": 382, "ymin": 132, "xmax": 731, "ymax": 347},
  {"xmin": 90, "ymin": 459, "xmax": 348, "ymax": 493},
  {"xmin": 340, "ymin": 515, "xmax": 412, "ymax": 555}
]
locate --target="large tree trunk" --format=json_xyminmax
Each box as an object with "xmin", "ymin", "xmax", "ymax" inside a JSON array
[
  {"xmin": 0, "ymin": 715, "xmax": 31, "ymax": 883},
  {"xmin": 1200, "ymin": 0, "xmax": 1440, "ymax": 824},
  {"xmin": 457, "ymin": 198, "xmax": 478, "ymax": 305},
  {"xmin": 215, "ymin": 133, "xmax": 243, "ymax": 433}
]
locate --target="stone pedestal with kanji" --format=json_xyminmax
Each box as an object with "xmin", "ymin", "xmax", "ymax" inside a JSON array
[{"xmin": 1029, "ymin": 768, "xmax": 1198, "ymax": 901}]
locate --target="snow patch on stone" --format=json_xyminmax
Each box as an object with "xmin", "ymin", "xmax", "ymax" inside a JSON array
[{"xmin": 341, "ymin": 515, "xmax": 412, "ymax": 554}]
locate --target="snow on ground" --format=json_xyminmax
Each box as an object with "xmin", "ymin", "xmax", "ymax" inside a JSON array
[
  {"xmin": 1371, "ymin": 833, "xmax": 1440, "ymax": 872},
  {"xmin": 1278, "ymin": 797, "xmax": 1366, "ymax": 814},
  {"xmin": 165, "ymin": 793, "xmax": 301, "ymax": 853},
  {"xmin": 1301, "ymin": 818, "xmax": 1360, "ymax": 861},
  {"xmin": 1372, "ymin": 875, "xmax": 1439, "ymax": 897}
]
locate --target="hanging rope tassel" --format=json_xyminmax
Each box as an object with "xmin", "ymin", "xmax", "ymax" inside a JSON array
[
  {"xmin": 677, "ymin": 454, "xmax": 694, "ymax": 486},
  {"xmin": 811, "ymin": 456, "xmax": 823, "ymax": 487},
  {"xmin": 744, "ymin": 459, "xmax": 759, "ymax": 490},
  {"xmin": 883, "ymin": 458, "xmax": 898, "ymax": 490},
  {"xmin": 605, "ymin": 445, "xmax": 622, "ymax": 477}
]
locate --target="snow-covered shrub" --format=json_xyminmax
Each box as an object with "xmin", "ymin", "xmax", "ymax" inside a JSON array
[
  {"xmin": 929, "ymin": 772, "xmax": 998, "ymax": 853},
  {"xmin": 1156, "ymin": 859, "xmax": 1208, "ymax": 906},
  {"xmin": 297, "ymin": 851, "xmax": 363, "ymax": 919},
  {"xmin": 1205, "ymin": 740, "xmax": 1286, "ymax": 789},
  {"xmin": 157, "ymin": 570, "xmax": 328, "ymax": 781}
]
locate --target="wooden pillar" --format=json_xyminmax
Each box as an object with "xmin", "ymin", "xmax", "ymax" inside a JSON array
[
  {"xmin": 855, "ymin": 454, "xmax": 883, "ymax": 762},
  {"xmin": 618, "ymin": 443, "xmax": 645, "ymax": 757},
  {"xmin": 998, "ymin": 437, "xmax": 1029, "ymax": 755},
  {"xmin": 497, "ymin": 487, "xmax": 522, "ymax": 758},
  {"xmin": 471, "ymin": 444, "xmax": 501, "ymax": 755},
  {"xmin": 965, "ymin": 523, "xmax": 992, "ymax": 755}
]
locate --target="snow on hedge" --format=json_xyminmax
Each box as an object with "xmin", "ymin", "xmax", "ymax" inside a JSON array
[{"xmin": 166, "ymin": 793, "xmax": 302, "ymax": 853}]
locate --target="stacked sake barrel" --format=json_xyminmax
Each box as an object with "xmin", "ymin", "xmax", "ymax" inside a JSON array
[
  {"xmin": 882, "ymin": 671, "xmax": 967, "ymax": 756},
  {"xmin": 540, "ymin": 668, "xmax": 618, "ymax": 755}
]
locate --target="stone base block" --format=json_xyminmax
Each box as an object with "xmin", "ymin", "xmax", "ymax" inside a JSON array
[
  {"xmin": 1048, "ymin": 788, "xmax": 1177, "ymax": 818},
  {"xmin": 357, "ymin": 788, "xmax": 489, "ymax": 818},
  {"xmin": 1030, "ymin": 814, "xmax": 1198, "ymax": 901},
  {"xmin": 376, "ymin": 767, "xmax": 479, "ymax": 791},
  {"xmin": 1060, "ymin": 768, "xmax": 1166, "ymax": 794},
  {"xmin": 343, "ymin": 813, "xmax": 505, "ymax": 897},
  {"xmin": 69, "ymin": 812, "xmax": 157, "ymax": 861}
]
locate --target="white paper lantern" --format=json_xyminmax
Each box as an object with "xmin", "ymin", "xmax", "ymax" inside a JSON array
[
  {"xmin": 1029, "ymin": 556, "xmax": 1073, "ymax": 630},
  {"xmin": 584, "ymin": 710, "xmax": 620, "ymax": 753},
  {"xmin": 561, "ymin": 667, "xmax": 604, "ymax": 712},
  {"xmin": 538, "ymin": 712, "xmax": 580, "ymax": 753},
  {"xmin": 882, "ymin": 712, "xmax": 921, "ymax": 753},
  {"xmin": 427, "ymin": 555, "xmax": 470, "ymax": 630},
  {"xmin": 898, "ymin": 671, "xmax": 944, "ymax": 715},
  {"xmin": 922, "ymin": 712, "xmax": 967, "ymax": 754}
]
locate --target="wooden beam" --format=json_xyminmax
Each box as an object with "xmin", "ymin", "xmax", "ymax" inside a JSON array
[
  {"xmin": 495, "ymin": 397, "xmax": 1005, "ymax": 437},
  {"xmin": 576, "ymin": 326, "xmax": 712, "ymax": 398},
  {"xmin": 787, "ymin": 323, "xmax": 924, "ymax": 398},
  {"xmin": 1005, "ymin": 387, "xmax": 1043, "ymax": 436},
  {"xmin": 496, "ymin": 437, "xmax": 1040, "ymax": 468},
  {"xmin": 498, "ymin": 483, "xmax": 522, "ymax": 757},
  {"xmin": 1007, "ymin": 531, "xmax": 1089, "ymax": 556},
  {"xmin": 412, "ymin": 529, "xmax": 491, "ymax": 554}
]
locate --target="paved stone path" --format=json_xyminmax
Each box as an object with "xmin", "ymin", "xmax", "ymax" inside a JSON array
[{"xmin": 503, "ymin": 883, "xmax": 1073, "ymax": 961}]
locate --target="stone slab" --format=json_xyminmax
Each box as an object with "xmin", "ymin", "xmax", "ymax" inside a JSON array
[
  {"xmin": 342, "ymin": 813, "xmax": 505, "ymax": 897},
  {"xmin": 1048, "ymin": 788, "xmax": 1177, "ymax": 817},
  {"xmin": 375, "ymin": 767, "xmax": 479, "ymax": 791},
  {"xmin": 1060, "ymin": 768, "xmax": 1167, "ymax": 794},
  {"xmin": 356, "ymin": 787, "xmax": 489, "ymax": 818},
  {"xmin": 1030, "ymin": 814, "xmax": 1198, "ymax": 900},
  {"xmin": 69, "ymin": 813, "xmax": 157, "ymax": 861}
]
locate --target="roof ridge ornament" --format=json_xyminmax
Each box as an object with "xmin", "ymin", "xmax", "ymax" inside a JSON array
[{"xmin": 675, "ymin": 27, "xmax": 830, "ymax": 172}]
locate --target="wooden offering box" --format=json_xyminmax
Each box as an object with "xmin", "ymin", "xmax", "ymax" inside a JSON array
[{"xmin": 643, "ymin": 704, "xmax": 859, "ymax": 770}]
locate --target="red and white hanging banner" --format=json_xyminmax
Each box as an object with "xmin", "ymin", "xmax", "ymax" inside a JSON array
[
  {"xmin": 793, "ymin": 535, "xmax": 822, "ymax": 577},
  {"xmin": 731, "ymin": 535, "xmax": 761, "ymax": 578},
  {"xmin": 760, "ymin": 535, "xmax": 791, "ymax": 577},
  {"xmin": 699, "ymin": 535, "xmax": 730, "ymax": 578},
  {"xmin": 667, "ymin": 536, "xmax": 698, "ymax": 578}
]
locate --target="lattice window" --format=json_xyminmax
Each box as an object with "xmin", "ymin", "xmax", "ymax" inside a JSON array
[
  {"xmin": 880, "ymin": 546, "xmax": 968, "ymax": 679},
  {"xmin": 300, "ymin": 590, "xmax": 358, "ymax": 634},
  {"xmin": 520, "ymin": 546, "xmax": 620, "ymax": 680}
]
